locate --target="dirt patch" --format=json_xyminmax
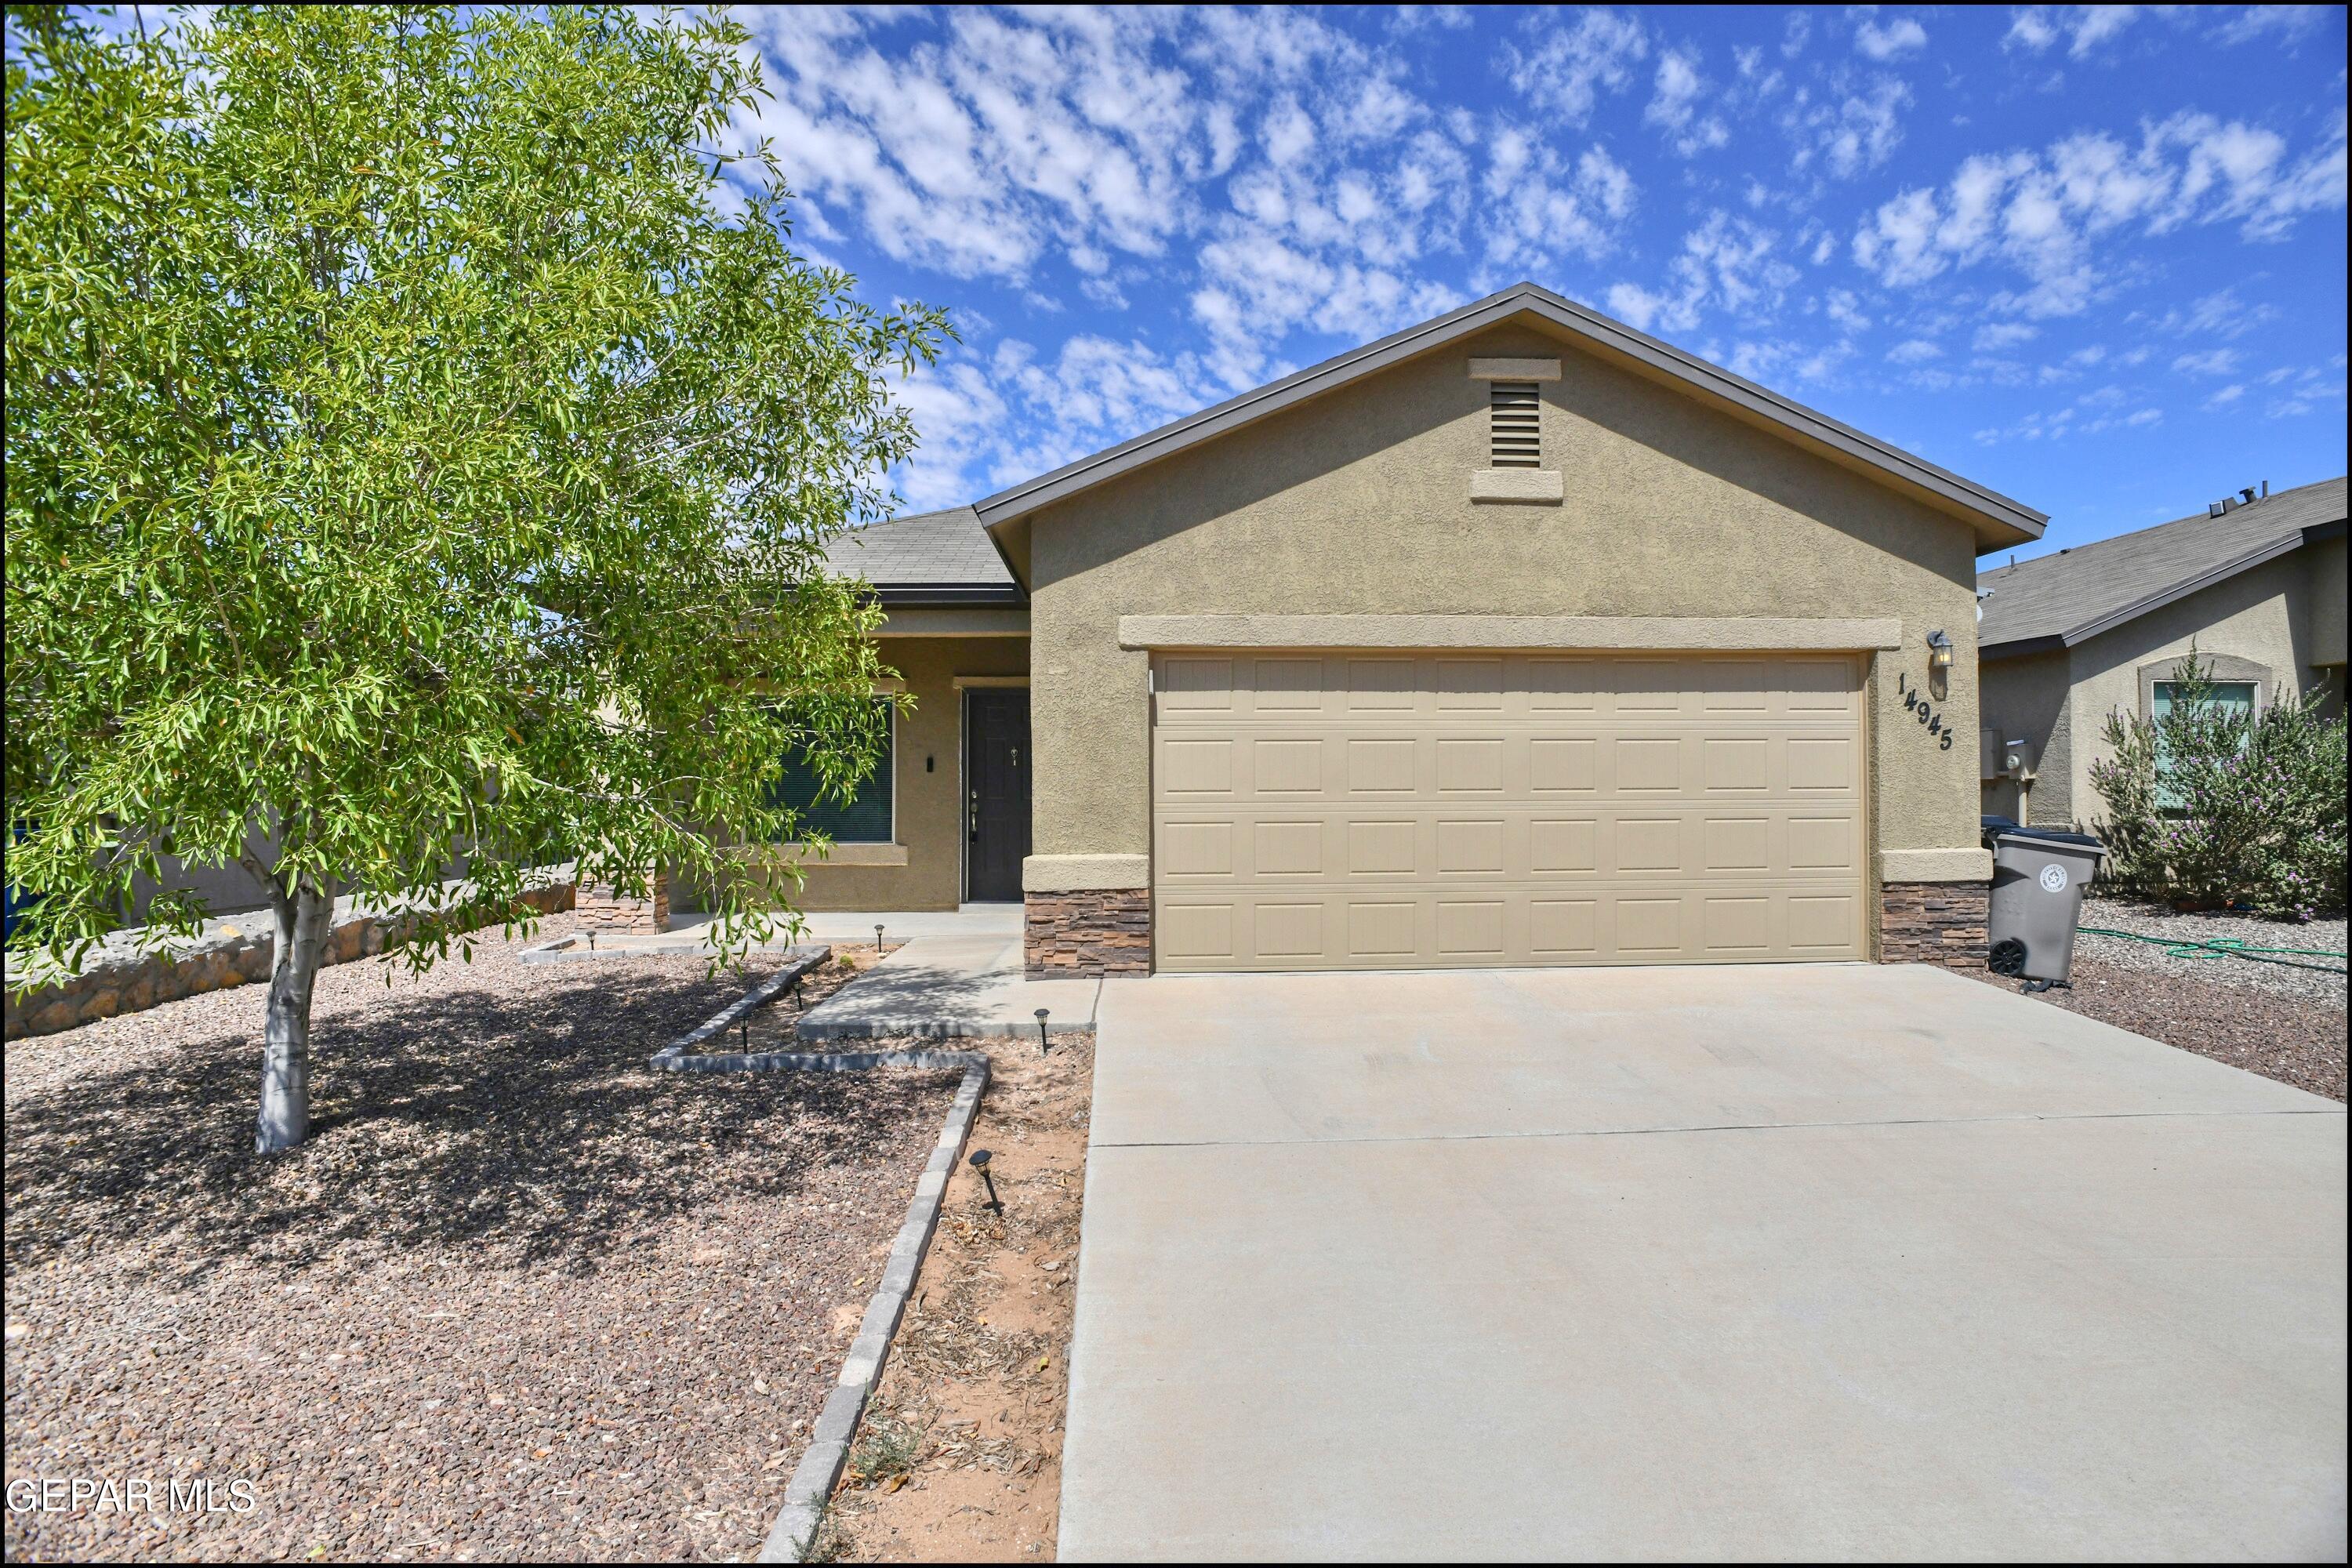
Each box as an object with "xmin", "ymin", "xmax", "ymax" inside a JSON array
[
  {"xmin": 2, "ymin": 918, "xmax": 958, "ymax": 1562},
  {"xmin": 1962, "ymin": 954, "xmax": 2347, "ymax": 1102},
  {"xmin": 814, "ymin": 1032, "xmax": 1093, "ymax": 1563}
]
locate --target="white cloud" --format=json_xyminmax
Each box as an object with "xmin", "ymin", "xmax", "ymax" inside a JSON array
[
  {"xmin": 1606, "ymin": 212, "xmax": 1798, "ymax": 334},
  {"xmin": 2153, "ymin": 285, "xmax": 2279, "ymax": 339},
  {"xmin": 1851, "ymin": 109, "xmax": 2349, "ymax": 314},
  {"xmin": 2201, "ymin": 383, "xmax": 2247, "ymax": 409},
  {"xmin": 2209, "ymin": 6, "xmax": 2331, "ymax": 46},
  {"xmin": 2004, "ymin": 6, "xmax": 2145, "ymax": 60},
  {"xmin": 1824, "ymin": 289, "xmax": 1872, "ymax": 332},
  {"xmin": 1974, "ymin": 321, "xmax": 2040, "ymax": 350},
  {"xmin": 1854, "ymin": 13, "xmax": 1929, "ymax": 62},
  {"xmin": 2172, "ymin": 347, "xmax": 2243, "ymax": 376},
  {"xmin": 1887, "ymin": 338, "xmax": 1944, "ymax": 363},
  {"xmin": 1781, "ymin": 76, "xmax": 1913, "ymax": 179},
  {"xmin": 1644, "ymin": 48, "xmax": 1732, "ymax": 158},
  {"xmin": 1500, "ymin": 9, "xmax": 1648, "ymax": 125},
  {"xmin": 1480, "ymin": 132, "xmax": 1640, "ymax": 278}
]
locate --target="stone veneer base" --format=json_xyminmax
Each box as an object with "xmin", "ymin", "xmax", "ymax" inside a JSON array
[
  {"xmin": 575, "ymin": 872, "xmax": 671, "ymax": 934},
  {"xmin": 1879, "ymin": 880, "xmax": 1990, "ymax": 967},
  {"xmin": 1025, "ymin": 887, "xmax": 1151, "ymax": 978},
  {"xmin": 1013, "ymin": 881, "xmax": 1990, "ymax": 975}
]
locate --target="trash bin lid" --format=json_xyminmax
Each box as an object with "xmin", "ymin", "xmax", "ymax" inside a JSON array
[
  {"xmin": 1992, "ymin": 825, "xmax": 2104, "ymax": 851},
  {"xmin": 1980, "ymin": 814, "xmax": 2019, "ymax": 832}
]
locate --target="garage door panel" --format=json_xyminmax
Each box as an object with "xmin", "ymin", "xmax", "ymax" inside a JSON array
[{"xmin": 1154, "ymin": 652, "xmax": 1864, "ymax": 971}]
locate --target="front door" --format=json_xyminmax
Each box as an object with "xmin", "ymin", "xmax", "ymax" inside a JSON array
[{"xmin": 965, "ymin": 688, "xmax": 1031, "ymax": 902}]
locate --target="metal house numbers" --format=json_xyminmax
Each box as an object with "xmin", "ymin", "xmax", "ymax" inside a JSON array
[{"xmin": 1895, "ymin": 670, "xmax": 1953, "ymax": 750}]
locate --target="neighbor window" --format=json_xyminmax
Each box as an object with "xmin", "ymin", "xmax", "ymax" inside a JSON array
[
  {"xmin": 2151, "ymin": 679, "xmax": 2256, "ymax": 811},
  {"xmin": 768, "ymin": 699, "xmax": 895, "ymax": 843}
]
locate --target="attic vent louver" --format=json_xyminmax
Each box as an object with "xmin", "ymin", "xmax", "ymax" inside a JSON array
[{"xmin": 1490, "ymin": 381, "xmax": 1541, "ymax": 467}]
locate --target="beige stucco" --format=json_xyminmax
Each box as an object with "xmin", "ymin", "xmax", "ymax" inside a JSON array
[
  {"xmin": 1019, "ymin": 318, "xmax": 1990, "ymax": 898},
  {"xmin": 1978, "ymin": 644, "xmax": 2073, "ymax": 823},
  {"xmin": 706, "ymin": 633, "xmax": 1028, "ymax": 912},
  {"xmin": 2311, "ymin": 534, "xmax": 2346, "ymax": 670},
  {"xmin": 1116, "ymin": 614, "xmax": 1903, "ymax": 651},
  {"xmin": 1983, "ymin": 540, "xmax": 2343, "ymax": 829}
]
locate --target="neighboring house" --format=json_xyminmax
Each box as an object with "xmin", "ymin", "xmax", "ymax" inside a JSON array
[
  {"xmin": 1976, "ymin": 475, "xmax": 2348, "ymax": 829},
  {"xmin": 727, "ymin": 281, "xmax": 2049, "ymax": 975}
]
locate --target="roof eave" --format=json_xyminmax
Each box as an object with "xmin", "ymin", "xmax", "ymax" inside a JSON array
[
  {"xmin": 869, "ymin": 583, "xmax": 1027, "ymax": 608},
  {"xmin": 1985, "ymin": 526, "xmax": 2319, "ymax": 653},
  {"xmin": 971, "ymin": 281, "xmax": 2047, "ymax": 550}
]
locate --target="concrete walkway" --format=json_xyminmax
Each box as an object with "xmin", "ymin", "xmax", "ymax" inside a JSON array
[
  {"xmin": 796, "ymin": 932, "xmax": 1099, "ymax": 1041},
  {"xmin": 1062, "ymin": 962, "xmax": 2347, "ymax": 1561},
  {"xmin": 523, "ymin": 904, "xmax": 1020, "ymax": 963}
]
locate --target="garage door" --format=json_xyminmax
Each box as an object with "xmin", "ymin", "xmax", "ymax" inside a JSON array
[{"xmin": 1152, "ymin": 651, "xmax": 1866, "ymax": 971}]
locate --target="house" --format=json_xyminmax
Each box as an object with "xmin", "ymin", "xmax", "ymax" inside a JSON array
[
  {"xmin": 1976, "ymin": 476, "xmax": 2347, "ymax": 829},
  {"xmin": 714, "ymin": 281, "xmax": 2052, "ymax": 975}
]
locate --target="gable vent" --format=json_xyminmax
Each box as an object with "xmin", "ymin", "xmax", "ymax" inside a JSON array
[{"xmin": 1489, "ymin": 380, "xmax": 1541, "ymax": 467}]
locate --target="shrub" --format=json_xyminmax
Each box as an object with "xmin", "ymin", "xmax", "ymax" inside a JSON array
[{"xmin": 2089, "ymin": 652, "xmax": 2348, "ymax": 919}]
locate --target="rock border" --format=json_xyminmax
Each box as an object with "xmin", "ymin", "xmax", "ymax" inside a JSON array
[
  {"xmin": 645, "ymin": 954, "xmax": 991, "ymax": 1564},
  {"xmin": 5, "ymin": 879, "xmax": 575, "ymax": 1040}
]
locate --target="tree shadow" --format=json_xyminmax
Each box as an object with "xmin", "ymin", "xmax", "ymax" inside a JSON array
[{"xmin": 3, "ymin": 957, "xmax": 958, "ymax": 1285}]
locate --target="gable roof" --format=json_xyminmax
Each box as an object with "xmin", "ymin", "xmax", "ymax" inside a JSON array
[
  {"xmin": 970, "ymin": 281, "xmax": 2046, "ymax": 552},
  {"xmin": 820, "ymin": 505, "xmax": 1023, "ymax": 606},
  {"xmin": 1976, "ymin": 475, "xmax": 2347, "ymax": 658}
]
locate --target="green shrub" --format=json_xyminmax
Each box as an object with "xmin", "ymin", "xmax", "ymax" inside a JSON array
[{"xmin": 2089, "ymin": 652, "xmax": 2348, "ymax": 919}]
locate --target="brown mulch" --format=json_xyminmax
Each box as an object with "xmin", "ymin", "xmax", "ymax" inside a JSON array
[
  {"xmin": 2, "ymin": 917, "xmax": 958, "ymax": 1563},
  {"xmin": 813, "ymin": 1031, "xmax": 1093, "ymax": 1563},
  {"xmin": 1965, "ymin": 954, "xmax": 2348, "ymax": 1103}
]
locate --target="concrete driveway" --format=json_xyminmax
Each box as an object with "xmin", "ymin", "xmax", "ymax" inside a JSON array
[{"xmin": 1060, "ymin": 963, "xmax": 2347, "ymax": 1561}]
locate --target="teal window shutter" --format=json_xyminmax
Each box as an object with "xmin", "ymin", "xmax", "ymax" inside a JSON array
[{"xmin": 768, "ymin": 700, "xmax": 894, "ymax": 843}]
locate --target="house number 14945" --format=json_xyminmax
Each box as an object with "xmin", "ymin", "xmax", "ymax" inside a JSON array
[{"xmin": 1896, "ymin": 672, "xmax": 1952, "ymax": 749}]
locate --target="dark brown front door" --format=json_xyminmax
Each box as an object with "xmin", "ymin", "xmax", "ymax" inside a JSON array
[{"xmin": 965, "ymin": 688, "xmax": 1030, "ymax": 902}]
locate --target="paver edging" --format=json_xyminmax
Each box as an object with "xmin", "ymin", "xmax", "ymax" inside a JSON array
[{"xmin": 644, "ymin": 955, "xmax": 990, "ymax": 1564}]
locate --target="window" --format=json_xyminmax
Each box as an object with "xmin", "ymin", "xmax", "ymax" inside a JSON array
[
  {"xmin": 768, "ymin": 699, "xmax": 894, "ymax": 843},
  {"xmin": 1488, "ymin": 380, "xmax": 1541, "ymax": 466},
  {"xmin": 2151, "ymin": 680, "xmax": 2256, "ymax": 811}
]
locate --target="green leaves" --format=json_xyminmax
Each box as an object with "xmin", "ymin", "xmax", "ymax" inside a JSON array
[
  {"xmin": 2092, "ymin": 650, "xmax": 2349, "ymax": 919},
  {"xmin": 5, "ymin": 5, "xmax": 946, "ymax": 972}
]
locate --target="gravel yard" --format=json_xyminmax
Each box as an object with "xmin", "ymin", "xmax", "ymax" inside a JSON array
[
  {"xmin": 814, "ymin": 1033, "xmax": 1092, "ymax": 1563},
  {"xmin": 1967, "ymin": 895, "xmax": 2347, "ymax": 1103},
  {"xmin": 3, "ymin": 916, "xmax": 958, "ymax": 1562}
]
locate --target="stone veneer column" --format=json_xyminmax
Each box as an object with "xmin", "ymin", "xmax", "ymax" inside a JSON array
[
  {"xmin": 1878, "ymin": 880, "xmax": 1988, "ymax": 967},
  {"xmin": 575, "ymin": 870, "xmax": 671, "ymax": 934},
  {"xmin": 1025, "ymin": 888, "xmax": 1151, "ymax": 978}
]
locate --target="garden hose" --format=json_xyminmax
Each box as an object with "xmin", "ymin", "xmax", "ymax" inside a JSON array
[{"xmin": 2074, "ymin": 926, "xmax": 2349, "ymax": 975}]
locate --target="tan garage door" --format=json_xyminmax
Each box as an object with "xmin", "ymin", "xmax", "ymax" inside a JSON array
[{"xmin": 1152, "ymin": 651, "xmax": 1867, "ymax": 971}]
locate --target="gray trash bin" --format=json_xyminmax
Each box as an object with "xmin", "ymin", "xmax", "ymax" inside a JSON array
[{"xmin": 1984, "ymin": 825, "xmax": 2105, "ymax": 988}]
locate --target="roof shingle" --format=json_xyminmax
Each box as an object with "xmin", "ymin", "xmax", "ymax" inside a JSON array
[
  {"xmin": 1976, "ymin": 475, "xmax": 2346, "ymax": 655},
  {"xmin": 819, "ymin": 506, "xmax": 1015, "ymax": 594}
]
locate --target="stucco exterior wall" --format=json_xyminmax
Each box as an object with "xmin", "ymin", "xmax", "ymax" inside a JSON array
[
  {"xmin": 1022, "ymin": 320, "xmax": 1990, "ymax": 893},
  {"xmin": 2310, "ymin": 534, "xmax": 2346, "ymax": 670},
  {"xmin": 1979, "ymin": 645, "xmax": 2072, "ymax": 824},
  {"xmin": 2052, "ymin": 549, "xmax": 2311, "ymax": 831},
  {"xmin": 702, "ymin": 634, "xmax": 1028, "ymax": 913}
]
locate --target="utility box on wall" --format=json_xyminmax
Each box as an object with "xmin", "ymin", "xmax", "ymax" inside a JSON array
[{"xmin": 1980, "ymin": 728, "xmax": 2001, "ymax": 782}]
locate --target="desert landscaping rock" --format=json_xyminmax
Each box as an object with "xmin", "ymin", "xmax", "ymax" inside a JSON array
[
  {"xmin": 2074, "ymin": 895, "xmax": 2347, "ymax": 1007},
  {"xmin": 2, "ymin": 915, "xmax": 958, "ymax": 1562},
  {"xmin": 1991, "ymin": 953, "xmax": 2348, "ymax": 1103}
]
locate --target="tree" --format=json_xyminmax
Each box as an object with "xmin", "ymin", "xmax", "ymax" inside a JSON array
[{"xmin": 5, "ymin": 5, "xmax": 946, "ymax": 1150}]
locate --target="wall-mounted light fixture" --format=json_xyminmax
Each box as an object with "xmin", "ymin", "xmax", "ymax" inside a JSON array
[{"xmin": 1926, "ymin": 628, "xmax": 1953, "ymax": 700}]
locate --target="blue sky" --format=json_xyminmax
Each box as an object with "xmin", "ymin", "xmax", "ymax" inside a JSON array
[{"xmin": 727, "ymin": 4, "xmax": 2347, "ymax": 561}]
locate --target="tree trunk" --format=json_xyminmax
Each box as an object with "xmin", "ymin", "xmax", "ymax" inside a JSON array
[{"xmin": 256, "ymin": 878, "xmax": 335, "ymax": 1153}]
